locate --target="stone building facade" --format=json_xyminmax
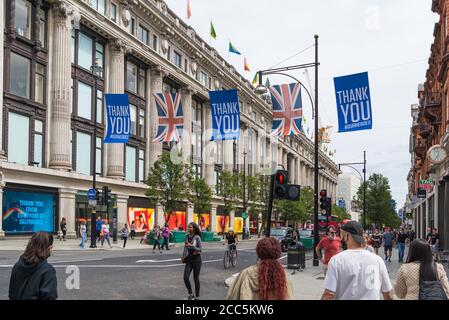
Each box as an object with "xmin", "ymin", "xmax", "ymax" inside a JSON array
[{"xmin": 0, "ymin": 0, "xmax": 339, "ymax": 238}]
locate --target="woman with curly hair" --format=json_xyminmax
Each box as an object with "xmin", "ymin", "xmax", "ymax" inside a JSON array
[{"xmin": 226, "ymin": 237, "xmax": 294, "ymax": 300}]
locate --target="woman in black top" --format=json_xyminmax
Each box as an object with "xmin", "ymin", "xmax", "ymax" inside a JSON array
[
  {"xmin": 60, "ymin": 217, "xmax": 67, "ymax": 241},
  {"xmin": 182, "ymin": 222, "xmax": 202, "ymax": 300},
  {"xmin": 9, "ymin": 232, "xmax": 57, "ymax": 300}
]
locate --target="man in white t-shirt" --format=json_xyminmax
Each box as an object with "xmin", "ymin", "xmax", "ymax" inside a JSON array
[{"xmin": 321, "ymin": 221, "xmax": 394, "ymax": 300}]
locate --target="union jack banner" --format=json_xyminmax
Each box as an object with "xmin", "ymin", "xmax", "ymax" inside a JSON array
[
  {"xmin": 269, "ymin": 83, "xmax": 303, "ymax": 136},
  {"xmin": 153, "ymin": 92, "xmax": 184, "ymax": 142}
]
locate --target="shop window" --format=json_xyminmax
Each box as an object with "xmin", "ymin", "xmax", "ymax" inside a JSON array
[
  {"xmin": 78, "ymin": 32, "xmax": 93, "ymax": 70},
  {"xmin": 76, "ymin": 132, "xmax": 91, "ymax": 175},
  {"xmin": 139, "ymin": 108, "xmax": 145, "ymax": 138},
  {"xmin": 127, "ymin": 17, "xmax": 135, "ymax": 35},
  {"xmin": 77, "ymin": 81, "xmax": 92, "ymax": 120},
  {"xmin": 10, "ymin": 52, "xmax": 30, "ymax": 99},
  {"xmin": 138, "ymin": 68, "xmax": 146, "ymax": 96},
  {"xmin": 125, "ymin": 145, "xmax": 137, "ymax": 182},
  {"xmin": 8, "ymin": 112, "xmax": 29, "ymax": 165},
  {"xmin": 15, "ymin": 0, "xmax": 32, "ymax": 39},
  {"xmin": 129, "ymin": 104, "xmax": 137, "ymax": 135},
  {"xmin": 96, "ymin": 137, "xmax": 102, "ymax": 176},
  {"xmin": 126, "ymin": 61, "xmax": 138, "ymax": 94},
  {"xmin": 96, "ymin": 89, "xmax": 103, "ymax": 124},
  {"xmin": 174, "ymin": 51, "xmax": 182, "ymax": 68},
  {"xmin": 37, "ymin": 8, "xmax": 46, "ymax": 46},
  {"xmin": 199, "ymin": 71, "xmax": 208, "ymax": 87},
  {"xmin": 91, "ymin": 0, "xmax": 105, "ymax": 15},
  {"xmin": 96, "ymin": 43, "xmax": 104, "ymax": 70}
]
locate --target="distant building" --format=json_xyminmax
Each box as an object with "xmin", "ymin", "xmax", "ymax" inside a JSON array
[{"xmin": 337, "ymin": 173, "xmax": 361, "ymax": 221}]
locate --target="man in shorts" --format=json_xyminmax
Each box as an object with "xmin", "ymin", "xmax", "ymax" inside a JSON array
[{"xmin": 382, "ymin": 228, "xmax": 395, "ymax": 262}]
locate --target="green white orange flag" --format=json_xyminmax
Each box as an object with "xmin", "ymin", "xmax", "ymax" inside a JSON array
[
  {"xmin": 252, "ymin": 73, "xmax": 259, "ymax": 86},
  {"xmin": 187, "ymin": 0, "xmax": 192, "ymax": 19}
]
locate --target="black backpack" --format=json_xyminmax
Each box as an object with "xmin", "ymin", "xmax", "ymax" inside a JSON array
[{"xmin": 419, "ymin": 265, "xmax": 448, "ymax": 300}]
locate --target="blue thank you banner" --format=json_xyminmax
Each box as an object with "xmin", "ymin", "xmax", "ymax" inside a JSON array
[
  {"xmin": 104, "ymin": 94, "xmax": 130, "ymax": 143},
  {"xmin": 334, "ymin": 72, "xmax": 372, "ymax": 132},
  {"xmin": 209, "ymin": 90, "xmax": 240, "ymax": 141}
]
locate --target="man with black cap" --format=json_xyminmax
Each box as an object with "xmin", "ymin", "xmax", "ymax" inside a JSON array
[{"xmin": 321, "ymin": 220, "xmax": 393, "ymax": 300}]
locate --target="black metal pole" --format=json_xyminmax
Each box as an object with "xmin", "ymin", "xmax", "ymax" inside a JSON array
[
  {"xmin": 313, "ymin": 35, "xmax": 320, "ymax": 267},
  {"xmin": 243, "ymin": 152, "xmax": 246, "ymax": 238},
  {"xmin": 266, "ymin": 174, "xmax": 275, "ymax": 237},
  {"xmin": 363, "ymin": 150, "xmax": 367, "ymax": 230},
  {"xmin": 90, "ymin": 75, "xmax": 98, "ymax": 248}
]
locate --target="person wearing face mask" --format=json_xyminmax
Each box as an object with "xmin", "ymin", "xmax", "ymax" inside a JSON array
[
  {"xmin": 321, "ymin": 221, "xmax": 393, "ymax": 300},
  {"xmin": 315, "ymin": 226, "xmax": 342, "ymax": 276}
]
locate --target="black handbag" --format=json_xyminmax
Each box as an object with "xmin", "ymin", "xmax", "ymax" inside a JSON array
[{"xmin": 419, "ymin": 270, "xmax": 448, "ymax": 300}]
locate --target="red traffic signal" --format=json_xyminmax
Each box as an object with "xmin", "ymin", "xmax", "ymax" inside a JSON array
[
  {"xmin": 274, "ymin": 170, "xmax": 288, "ymax": 199},
  {"xmin": 276, "ymin": 172, "xmax": 286, "ymax": 184}
]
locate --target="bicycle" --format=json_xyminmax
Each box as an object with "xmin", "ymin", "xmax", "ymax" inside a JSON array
[{"xmin": 223, "ymin": 244, "xmax": 237, "ymax": 269}]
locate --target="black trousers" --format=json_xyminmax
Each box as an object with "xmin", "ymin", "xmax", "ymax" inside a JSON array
[
  {"xmin": 123, "ymin": 237, "xmax": 128, "ymax": 248},
  {"xmin": 153, "ymin": 239, "xmax": 161, "ymax": 250},
  {"xmin": 184, "ymin": 255, "xmax": 202, "ymax": 297},
  {"xmin": 161, "ymin": 237, "xmax": 169, "ymax": 250},
  {"xmin": 130, "ymin": 230, "xmax": 135, "ymax": 239}
]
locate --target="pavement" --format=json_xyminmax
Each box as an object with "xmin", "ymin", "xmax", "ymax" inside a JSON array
[{"xmin": 225, "ymin": 247, "xmax": 406, "ymax": 300}]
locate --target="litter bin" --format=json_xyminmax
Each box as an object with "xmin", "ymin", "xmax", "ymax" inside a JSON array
[{"xmin": 287, "ymin": 242, "xmax": 305, "ymax": 270}]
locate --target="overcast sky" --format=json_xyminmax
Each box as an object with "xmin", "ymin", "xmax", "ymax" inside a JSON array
[{"xmin": 165, "ymin": 0, "xmax": 437, "ymax": 206}]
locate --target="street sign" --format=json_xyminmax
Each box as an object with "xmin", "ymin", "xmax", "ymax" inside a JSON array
[
  {"xmin": 419, "ymin": 179, "xmax": 433, "ymax": 190},
  {"xmin": 338, "ymin": 199, "xmax": 346, "ymax": 209},
  {"xmin": 88, "ymin": 199, "xmax": 97, "ymax": 206},
  {"xmin": 87, "ymin": 188, "xmax": 97, "ymax": 200},
  {"xmin": 417, "ymin": 189, "xmax": 426, "ymax": 199}
]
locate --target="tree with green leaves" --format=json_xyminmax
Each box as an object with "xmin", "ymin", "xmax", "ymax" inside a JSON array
[
  {"xmin": 331, "ymin": 204, "xmax": 351, "ymax": 222},
  {"xmin": 219, "ymin": 170, "xmax": 241, "ymax": 217},
  {"xmin": 354, "ymin": 173, "xmax": 400, "ymax": 229},
  {"xmin": 189, "ymin": 173, "xmax": 212, "ymax": 223},
  {"xmin": 275, "ymin": 186, "xmax": 314, "ymax": 228},
  {"xmin": 257, "ymin": 174, "xmax": 271, "ymax": 237},
  {"xmin": 145, "ymin": 151, "xmax": 191, "ymax": 224}
]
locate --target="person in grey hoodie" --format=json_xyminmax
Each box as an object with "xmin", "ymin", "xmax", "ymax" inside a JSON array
[
  {"xmin": 120, "ymin": 224, "xmax": 130, "ymax": 248},
  {"xmin": 9, "ymin": 232, "xmax": 57, "ymax": 300},
  {"xmin": 182, "ymin": 222, "xmax": 202, "ymax": 300}
]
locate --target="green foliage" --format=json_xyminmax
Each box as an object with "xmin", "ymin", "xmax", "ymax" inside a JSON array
[
  {"xmin": 189, "ymin": 173, "xmax": 212, "ymax": 216},
  {"xmin": 355, "ymin": 173, "xmax": 399, "ymax": 228},
  {"xmin": 275, "ymin": 186, "xmax": 314, "ymax": 226},
  {"xmin": 219, "ymin": 170, "xmax": 241, "ymax": 215},
  {"xmin": 145, "ymin": 152, "xmax": 191, "ymax": 222},
  {"xmin": 331, "ymin": 204, "xmax": 350, "ymax": 222}
]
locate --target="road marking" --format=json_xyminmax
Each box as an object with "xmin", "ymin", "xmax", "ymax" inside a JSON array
[
  {"xmin": 136, "ymin": 258, "xmax": 181, "ymax": 263},
  {"xmin": 279, "ymin": 255, "xmax": 287, "ymax": 260},
  {"xmin": 48, "ymin": 258, "xmax": 104, "ymax": 264}
]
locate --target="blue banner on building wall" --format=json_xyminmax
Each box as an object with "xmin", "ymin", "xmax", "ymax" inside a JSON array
[
  {"xmin": 2, "ymin": 190, "xmax": 55, "ymax": 233},
  {"xmin": 334, "ymin": 72, "xmax": 372, "ymax": 132},
  {"xmin": 104, "ymin": 94, "xmax": 130, "ymax": 143},
  {"xmin": 209, "ymin": 90, "xmax": 240, "ymax": 141}
]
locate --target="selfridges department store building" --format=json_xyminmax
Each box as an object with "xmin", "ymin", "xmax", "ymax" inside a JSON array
[{"xmin": 0, "ymin": 0, "xmax": 338, "ymax": 238}]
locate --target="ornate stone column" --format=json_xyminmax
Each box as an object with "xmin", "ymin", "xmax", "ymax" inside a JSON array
[
  {"xmin": 106, "ymin": 39, "xmax": 126, "ymax": 179},
  {"xmin": 49, "ymin": 2, "xmax": 73, "ymax": 170},
  {"xmin": 0, "ymin": 181, "xmax": 5, "ymax": 238},
  {"xmin": 59, "ymin": 188, "xmax": 77, "ymax": 238},
  {"xmin": 148, "ymin": 66, "xmax": 163, "ymax": 169},
  {"xmin": 181, "ymin": 86, "xmax": 193, "ymax": 163},
  {"xmin": 116, "ymin": 194, "xmax": 129, "ymax": 230},
  {"xmin": 210, "ymin": 205, "xmax": 217, "ymax": 233},
  {"xmin": 187, "ymin": 204, "xmax": 194, "ymax": 225}
]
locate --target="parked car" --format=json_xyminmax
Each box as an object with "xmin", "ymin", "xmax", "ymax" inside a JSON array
[{"xmin": 270, "ymin": 227, "xmax": 294, "ymax": 252}]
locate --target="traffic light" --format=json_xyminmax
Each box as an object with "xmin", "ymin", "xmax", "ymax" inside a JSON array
[
  {"xmin": 95, "ymin": 188, "xmax": 103, "ymax": 203},
  {"xmin": 320, "ymin": 189, "xmax": 327, "ymax": 211},
  {"xmin": 102, "ymin": 186, "xmax": 112, "ymax": 206},
  {"xmin": 274, "ymin": 170, "xmax": 288, "ymax": 199}
]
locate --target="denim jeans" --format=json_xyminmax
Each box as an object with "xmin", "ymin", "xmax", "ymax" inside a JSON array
[
  {"xmin": 398, "ymin": 242, "xmax": 405, "ymax": 262},
  {"xmin": 79, "ymin": 234, "xmax": 86, "ymax": 248}
]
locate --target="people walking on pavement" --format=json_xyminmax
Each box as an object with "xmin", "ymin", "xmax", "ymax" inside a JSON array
[
  {"xmin": 152, "ymin": 225, "xmax": 162, "ymax": 253},
  {"xmin": 9, "ymin": 232, "xmax": 57, "ymax": 300},
  {"xmin": 321, "ymin": 221, "xmax": 393, "ymax": 300},
  {"xmin": 130, "ymin": 221, "xmax": 136, "ymax": 240},
  {"xmin": 394, "ymin": 239, "xmax": 449, "ymax": 300},
  {"xmin": 120, "ymin": 224, "xmax": 130, "ymax": 248},
  {"xmin": 315, "ymin": 226, "xmax": 341, "ymax": 276},
  {"xmin": 371, "ymin": 228, "xmax": 382, "ymax": 255},
  {"xmin": 182, "ymin": 222, "xmax": 203, "ymax": 300},
  {"xmin": 59, "ymin": 217, "xmax": 67, "ymax": 241},
  {"xmin": 161, "ymin": 223, "xmax": 172, "ymax": 251},
  {"xmin": 428, "ymin": 228, "xmax": 440, "ymax": 262},
  {"xmin": 79, "ymin": 221, "xmax": 87, "ymax": 249},
  {"xmin": 364, "ymin": 234, "xmax": 375, "ymax": 253},
  {"xmin": 227, "ymin": 236, "xmax": 294, "ymax": 300},
  {"xmin": 96, "ymin": 217, "xmax": 103, "ymax": 242},
  {"xmin": 101, "ymin": 222, "xmax": 112, "ymax": 248},
  {"xmin": 409, "ymin": 229, "xmax": 416, "ymax": 243},
  {"xmin": 396, "ymin": 228, "xmax": 408, "ymax": 263},
  {"xmin": 382, "ymin": 227, "xmax": 395, "ymax": 262}
]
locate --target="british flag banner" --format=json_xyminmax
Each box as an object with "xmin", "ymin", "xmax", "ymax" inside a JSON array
[
  {"xmin": 269, "ymin": 83, "xmax": 303, "ymax": 136},
  {"xmin": 153, "ymin": 92, "xmax": 184, "ymax": 142}
]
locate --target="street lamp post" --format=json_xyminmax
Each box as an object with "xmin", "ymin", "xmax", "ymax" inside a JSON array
[
  {"xmin": 255, "ymin": 35, "xmax": 320, "ymax": 266},
  {"xmin": 338, "ymin": 151, "xmax": 367, "ymax": 230},
  {"xmin": 89, "ymin": 58, "xmax": 103, "ymax": 248}
]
